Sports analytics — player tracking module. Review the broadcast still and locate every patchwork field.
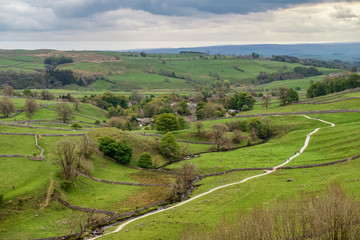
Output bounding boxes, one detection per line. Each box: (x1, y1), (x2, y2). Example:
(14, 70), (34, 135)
(0, 50), (359, 240)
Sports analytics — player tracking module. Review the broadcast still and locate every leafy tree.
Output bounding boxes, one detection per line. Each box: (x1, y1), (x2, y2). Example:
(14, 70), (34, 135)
(227, 92), (255, 110)
(177, 100), (191, 115)
(44, 55), (73, 66)
(101, 92), (129, 110)
(348, 73), (360, 89)
(287, 88), (299, 103)
(155, 113), (179, 132)
(178, 116), (188, 130)
(159, 132), (181, 161)
(23, 89), (33, 97)
(143, 97), (171, 117)
(56, 103), (74, 122)
(196, 102), (225, 120)
(138, 152), (153, 169)
(247, 118), (274, 140)
(24, 97), (37, 119)
(112, 142), (132, 164)
(0, 98), (15, 117)
(98, 137), (117, 155)
(196, 101), (206, 119)
(306, 82), (327, 98)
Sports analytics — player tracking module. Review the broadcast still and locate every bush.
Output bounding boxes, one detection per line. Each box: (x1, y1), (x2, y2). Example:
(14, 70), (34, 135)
(241, 104), (250, 111)
(98, 136), (132, 164)
(71, 123), (82, 129)
(230, 111), (237, 116)
(138, 152), (153, 169)
(60, 180), (73, 191)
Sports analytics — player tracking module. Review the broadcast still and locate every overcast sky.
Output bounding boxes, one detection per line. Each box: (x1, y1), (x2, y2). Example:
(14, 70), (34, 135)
(0, 0), (359, 50)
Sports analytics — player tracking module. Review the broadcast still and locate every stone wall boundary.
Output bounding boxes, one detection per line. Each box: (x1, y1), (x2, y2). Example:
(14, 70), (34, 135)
(80, 172), (171, 187)
(0, 154), (24, 158)
(57, 197), (117, 216)
(199, 154), (360, 179)
(0, 122), (90, 131)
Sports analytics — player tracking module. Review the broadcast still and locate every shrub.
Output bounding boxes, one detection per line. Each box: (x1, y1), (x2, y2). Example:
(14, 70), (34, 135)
(138, 152), (153, 169)
(241, 104), (250, 111)
(71, 123), (82, 129)
(60, 180), (73, 191)
(230, 111), (237, 116)
(98, 136), (132, 164)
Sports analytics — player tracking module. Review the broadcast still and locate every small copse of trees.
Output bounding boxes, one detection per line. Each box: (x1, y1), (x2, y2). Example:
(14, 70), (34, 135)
(98, 136), (132, 164)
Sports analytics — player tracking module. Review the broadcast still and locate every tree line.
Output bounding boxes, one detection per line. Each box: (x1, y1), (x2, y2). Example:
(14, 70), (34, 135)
(271, 55), (357, 71)
(307, 73), (360, 98)
(255, 66), (322, 85)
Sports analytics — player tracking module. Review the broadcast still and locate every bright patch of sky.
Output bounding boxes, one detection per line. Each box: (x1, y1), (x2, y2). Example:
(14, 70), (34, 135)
(0, 0), (359, 50)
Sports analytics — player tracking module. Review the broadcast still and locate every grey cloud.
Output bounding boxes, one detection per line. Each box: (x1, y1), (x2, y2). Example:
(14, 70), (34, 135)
(332, 5), (358, 19)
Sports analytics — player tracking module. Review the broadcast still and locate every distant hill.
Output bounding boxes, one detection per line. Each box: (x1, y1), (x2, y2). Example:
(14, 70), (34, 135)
(141, 43), (360, 62)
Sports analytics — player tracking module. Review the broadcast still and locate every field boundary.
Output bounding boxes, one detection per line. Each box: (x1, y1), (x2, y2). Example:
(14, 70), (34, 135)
(200, 154), (360, 178)
(80, 172), (171, 187)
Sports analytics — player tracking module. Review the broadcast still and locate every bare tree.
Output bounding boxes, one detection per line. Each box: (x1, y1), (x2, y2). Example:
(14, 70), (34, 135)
(195, 122), (204, 137)
(56, 103), (74, 122)
(56, 140), (78, 181)
(278, 87), (289, 106)
(68, 210), (105, 239)
(73, 99), (80, 111)
(168, 162), (199, 201)
(210, 124), (231, 151)
(0, 98), (15, 117)
(3, 85), (13, 97)
(262, 94), (271, 109)
(24, 97), (37, 119)
(78, 135), (94, 160)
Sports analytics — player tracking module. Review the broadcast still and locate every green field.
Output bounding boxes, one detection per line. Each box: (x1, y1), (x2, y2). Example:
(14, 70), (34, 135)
(0, 49), (342, 91)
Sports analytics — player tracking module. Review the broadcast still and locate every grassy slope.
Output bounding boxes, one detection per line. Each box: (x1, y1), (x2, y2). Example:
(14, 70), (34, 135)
(103, 159), (360, 239)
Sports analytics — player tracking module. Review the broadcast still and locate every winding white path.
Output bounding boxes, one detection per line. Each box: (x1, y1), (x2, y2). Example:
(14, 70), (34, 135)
(91, 115), (335, 239)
